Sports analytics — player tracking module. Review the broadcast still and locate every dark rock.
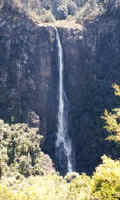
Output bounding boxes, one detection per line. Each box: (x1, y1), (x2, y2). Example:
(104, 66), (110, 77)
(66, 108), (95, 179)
(0, 3), (120, 175)
(27, 111), (40, 128)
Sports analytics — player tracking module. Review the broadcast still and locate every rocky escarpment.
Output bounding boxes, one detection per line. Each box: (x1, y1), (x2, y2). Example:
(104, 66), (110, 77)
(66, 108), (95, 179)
(0, 5), (58, 128)
(59, 14), (120, 173)
(0, 3), (120, 174)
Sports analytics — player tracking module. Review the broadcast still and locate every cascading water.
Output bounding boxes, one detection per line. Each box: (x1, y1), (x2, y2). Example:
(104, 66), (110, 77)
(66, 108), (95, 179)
(55, 29), (73, 173)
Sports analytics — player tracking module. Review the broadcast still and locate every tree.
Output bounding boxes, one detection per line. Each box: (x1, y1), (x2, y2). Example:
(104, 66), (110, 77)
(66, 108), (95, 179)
(102, 84), (120, 143)
(0, 120), (54, 178)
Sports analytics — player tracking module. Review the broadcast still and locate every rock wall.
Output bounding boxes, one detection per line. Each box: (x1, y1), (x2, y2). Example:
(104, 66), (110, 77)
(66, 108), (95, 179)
(59, 15), (120, 173)
(0, 5), (58, 137)
(0, 4), (120, 174)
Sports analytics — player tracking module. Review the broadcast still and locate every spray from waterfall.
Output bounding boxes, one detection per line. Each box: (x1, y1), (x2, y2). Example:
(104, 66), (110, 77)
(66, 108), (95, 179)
(55, 29), (73, 173)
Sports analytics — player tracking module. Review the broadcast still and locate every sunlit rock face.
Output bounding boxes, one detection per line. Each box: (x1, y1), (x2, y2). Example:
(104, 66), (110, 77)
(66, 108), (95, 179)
(0, 2), (120, 174)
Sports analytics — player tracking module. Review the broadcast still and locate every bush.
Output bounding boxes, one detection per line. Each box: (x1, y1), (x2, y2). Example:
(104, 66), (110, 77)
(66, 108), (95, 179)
(0, 120), (54, 179)
(0, 172), (92, 200)
(0, 175), (68, 200)
(67, 173), (92, 200)
(102, 84), (120, 143)
(1, 153), (120, 200)
(92, 155), (120, 200)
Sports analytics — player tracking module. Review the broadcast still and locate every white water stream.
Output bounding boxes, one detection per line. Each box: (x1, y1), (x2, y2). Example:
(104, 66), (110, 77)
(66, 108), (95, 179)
(56, 29), (73, 172)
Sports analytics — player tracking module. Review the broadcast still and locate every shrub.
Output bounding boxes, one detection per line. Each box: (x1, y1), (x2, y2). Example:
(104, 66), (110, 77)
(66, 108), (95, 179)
(102, 84), (120, 142)
(0, 120), (54, 179)
(0, 175), (68, 200)
(92, 155), (120, 200)
(68, 173), (92, 200)
(1, 152), (120, 200)
(89, 84), (120, 199)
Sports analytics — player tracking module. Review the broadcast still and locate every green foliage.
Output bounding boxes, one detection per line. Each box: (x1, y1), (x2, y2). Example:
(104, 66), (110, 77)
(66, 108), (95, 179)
(1, 81), (120, 200)
(0, 175), (68, 200)
(0, 172), (92, 200)
(113, 84), (120, 97)
(1, 153), (120, 200)
(92, 155), (120, 200)
(96, 84), (120, 199)
(0, 120), (54, 179)
(102, 84), (120, 143)
(67, 173), (92, 200)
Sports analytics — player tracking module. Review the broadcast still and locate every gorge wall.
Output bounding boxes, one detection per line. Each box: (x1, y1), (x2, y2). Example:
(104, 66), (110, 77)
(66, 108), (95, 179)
(0, 4), (120, 174)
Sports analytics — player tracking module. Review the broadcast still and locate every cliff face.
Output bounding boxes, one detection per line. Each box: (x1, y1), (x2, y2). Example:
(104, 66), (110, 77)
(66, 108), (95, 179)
(59, 15), (120, 173)
(0, 4), (120, 174)
(0, 5), (58, 135)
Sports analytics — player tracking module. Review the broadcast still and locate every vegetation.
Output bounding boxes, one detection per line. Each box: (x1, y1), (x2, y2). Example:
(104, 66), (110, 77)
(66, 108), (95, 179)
(1, 154), (120, 200)
(0, 120), (54, 179)
(29, 9), (56, 23)
(1, 102), (120, 200)
(0, 1), (120, 199)
(1, 0), (118, 25)
(92, 155), (120, 200)
(3, 0), (108, 23)
(103, 84), (120, 143)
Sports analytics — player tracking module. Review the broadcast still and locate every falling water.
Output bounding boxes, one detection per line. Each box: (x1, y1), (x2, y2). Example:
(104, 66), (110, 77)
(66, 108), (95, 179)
(55, 29), (73, 173)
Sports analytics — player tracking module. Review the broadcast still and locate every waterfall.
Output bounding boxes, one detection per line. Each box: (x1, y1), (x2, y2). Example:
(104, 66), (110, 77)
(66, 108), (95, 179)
(55, 29), (73, 173)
